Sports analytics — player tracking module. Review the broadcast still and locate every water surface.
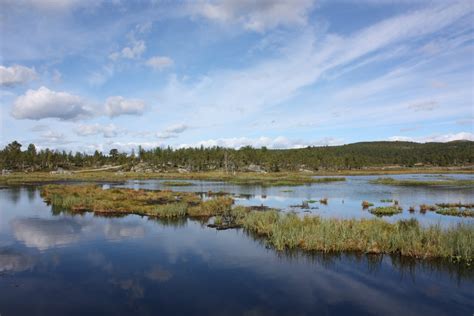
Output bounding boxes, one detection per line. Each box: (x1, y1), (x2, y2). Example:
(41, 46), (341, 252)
(0, 176), (473, 315)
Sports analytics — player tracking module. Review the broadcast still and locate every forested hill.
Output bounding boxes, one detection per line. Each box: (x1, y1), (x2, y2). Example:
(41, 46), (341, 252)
(1, 140), (473, 172)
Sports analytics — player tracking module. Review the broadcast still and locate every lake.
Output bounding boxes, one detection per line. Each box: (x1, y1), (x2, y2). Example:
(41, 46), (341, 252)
(0, 174), (473, 315)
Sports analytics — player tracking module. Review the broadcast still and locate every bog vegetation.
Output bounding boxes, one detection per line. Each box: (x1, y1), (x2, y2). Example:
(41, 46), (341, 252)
(41, 185), (474, 264)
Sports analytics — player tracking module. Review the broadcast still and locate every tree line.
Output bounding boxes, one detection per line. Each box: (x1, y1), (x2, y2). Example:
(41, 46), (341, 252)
(1, 140), (472, 172)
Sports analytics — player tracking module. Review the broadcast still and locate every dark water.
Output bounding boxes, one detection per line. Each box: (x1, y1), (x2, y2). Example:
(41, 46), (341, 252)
(0, 177), (473, 315)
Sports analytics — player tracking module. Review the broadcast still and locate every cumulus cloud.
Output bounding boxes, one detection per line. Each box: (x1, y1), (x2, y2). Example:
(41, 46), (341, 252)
(179, 136), (342, 149)
(189, 0), (316, 32)
(105, 96), (147, 117)
(109, 40), (146, 60)
(157, 123), (189, 139)
(75, 123), (123, 138)
(146, 56), (174, 70)
(0, 64), (37, 87)
(388, 132), (474, 143)
(11, 86), (93, 120)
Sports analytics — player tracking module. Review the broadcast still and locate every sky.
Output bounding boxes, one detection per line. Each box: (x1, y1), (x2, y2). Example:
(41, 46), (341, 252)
(0, 0), (473, 153)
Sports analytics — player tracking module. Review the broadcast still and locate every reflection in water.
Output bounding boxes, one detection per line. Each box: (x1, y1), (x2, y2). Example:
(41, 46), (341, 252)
(145, 265), (173, 282)
(0, 182), (472, 315)
(11, 216), (148, 250)
(104, 221), (146, 240)
(12, 217), (84, 250)
(0, 248), (36, 273)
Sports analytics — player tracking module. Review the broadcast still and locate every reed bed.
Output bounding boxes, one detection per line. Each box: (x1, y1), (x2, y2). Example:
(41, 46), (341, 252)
(240, 212), (473, 263)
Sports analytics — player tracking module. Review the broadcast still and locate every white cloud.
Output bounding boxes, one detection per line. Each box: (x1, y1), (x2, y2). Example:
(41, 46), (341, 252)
(157, 123), (189, 139)
(389, 132), (474, 143)
(161, 2), (473, 124)
(75, 123), (124, 138)
(11, 86), (93, 120)
(40, 130), (65, 142)
(189, 0), (316, 32)
(105, 96), (147, 117)
(146, 56), (174, 70)
(179, 136), (342, 149)
(0, 64), (37, 87)
(109, 40), (146, 60)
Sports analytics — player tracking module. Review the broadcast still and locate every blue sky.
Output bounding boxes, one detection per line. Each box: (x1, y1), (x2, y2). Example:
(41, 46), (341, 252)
(1, 0), (473, 152)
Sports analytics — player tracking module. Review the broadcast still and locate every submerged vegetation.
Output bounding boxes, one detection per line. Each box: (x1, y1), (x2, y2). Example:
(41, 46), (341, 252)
(372, 177), (474, 187)
(41, 185), (474, 264)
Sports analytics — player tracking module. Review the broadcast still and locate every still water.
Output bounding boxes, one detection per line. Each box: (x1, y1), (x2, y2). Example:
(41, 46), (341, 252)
(0, 175), (473, 315)
(113, 174), (474, 227)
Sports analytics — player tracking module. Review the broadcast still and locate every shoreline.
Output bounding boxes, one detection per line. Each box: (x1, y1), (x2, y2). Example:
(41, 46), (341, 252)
(1, 168), (473, 186)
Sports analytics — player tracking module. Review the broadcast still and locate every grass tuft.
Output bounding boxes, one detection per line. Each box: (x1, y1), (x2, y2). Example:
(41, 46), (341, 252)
(369, 206), (402, 216)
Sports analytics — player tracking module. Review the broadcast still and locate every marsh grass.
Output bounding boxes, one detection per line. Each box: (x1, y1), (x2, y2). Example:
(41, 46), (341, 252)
(372, 177), (474, 187)
(41, 184), (473, 263)
(435, 208), (474, 218)
(369, 206), (402, 216)
(187, 196), (233, 217)
(41, 185), (228, 219)
(240, 212), (473, 263)
(149, 203), (188, 218)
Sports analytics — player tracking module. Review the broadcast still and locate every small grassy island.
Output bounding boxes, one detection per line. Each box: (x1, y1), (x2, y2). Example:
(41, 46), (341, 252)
(372, 177), (474, 187)
(41, 185), (473, 264)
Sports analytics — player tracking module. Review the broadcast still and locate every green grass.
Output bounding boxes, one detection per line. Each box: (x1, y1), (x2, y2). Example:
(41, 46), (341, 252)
(148, 203), (188, 218)
(372, 177), (474, 187)
(369, 206), (402, 216)
(380, 199), (393, 203)
(435, 208), (474, 218)
(239, 212), (473, 263)
(41, 185), (227, 218)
